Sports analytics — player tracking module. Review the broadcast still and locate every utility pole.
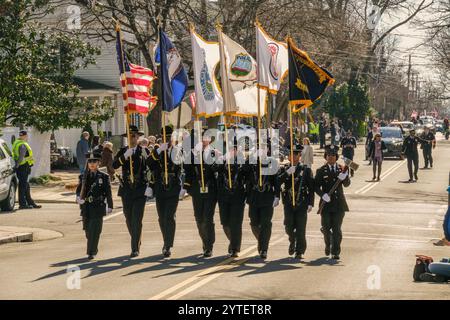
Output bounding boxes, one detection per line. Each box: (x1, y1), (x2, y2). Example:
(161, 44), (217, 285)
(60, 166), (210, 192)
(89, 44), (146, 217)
(405, 54), (411, 120)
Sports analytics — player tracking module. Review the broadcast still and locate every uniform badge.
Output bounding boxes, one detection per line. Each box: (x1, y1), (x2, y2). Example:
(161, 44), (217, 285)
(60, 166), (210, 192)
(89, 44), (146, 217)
(98, 178), (103, 185)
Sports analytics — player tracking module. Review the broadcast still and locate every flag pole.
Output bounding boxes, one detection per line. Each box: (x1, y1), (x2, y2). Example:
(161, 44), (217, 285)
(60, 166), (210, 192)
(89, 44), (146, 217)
(190, 24), (205, 192)
(116, 21), (134, 184)
(158, 20), (169, 185)
(255, 20), (263, 188)
(287, 37), (295, 206)
(216, 22), (232, 190)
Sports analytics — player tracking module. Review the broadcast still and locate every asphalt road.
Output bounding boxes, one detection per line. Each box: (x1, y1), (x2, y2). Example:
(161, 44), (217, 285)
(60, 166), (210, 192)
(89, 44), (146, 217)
(1, 134), (449, 300)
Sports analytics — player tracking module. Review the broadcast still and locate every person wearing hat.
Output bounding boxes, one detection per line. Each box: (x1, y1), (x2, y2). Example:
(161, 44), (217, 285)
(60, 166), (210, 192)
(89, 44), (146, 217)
(314, 145), (351, 260)
(340, 130), (357, 177)
(12, 130), (41, 209)
(147, 125), (184, 258)
(184, 128), (219, 257)
(113, 125), (149, 258)
(76, 151), (113, 260)
(401, 128), (420, 182)
(215, 134), (250, 258)
(279, 143), (315, 260)
(246, 146), (281, 260)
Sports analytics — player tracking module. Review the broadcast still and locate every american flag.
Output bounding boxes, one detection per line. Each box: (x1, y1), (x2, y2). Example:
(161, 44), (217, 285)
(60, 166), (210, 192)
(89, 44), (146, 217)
(116, 25), (157, 114)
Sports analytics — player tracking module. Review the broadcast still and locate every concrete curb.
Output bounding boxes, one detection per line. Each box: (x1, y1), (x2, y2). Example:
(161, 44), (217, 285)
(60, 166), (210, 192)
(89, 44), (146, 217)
(0, 232), (33, 245)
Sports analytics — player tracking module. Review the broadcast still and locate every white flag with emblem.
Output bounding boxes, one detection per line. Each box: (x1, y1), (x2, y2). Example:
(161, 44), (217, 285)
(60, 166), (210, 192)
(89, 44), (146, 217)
(191, 29), (223, 117)
(218, 28), (267, 116)
(256, 22), (289, 93)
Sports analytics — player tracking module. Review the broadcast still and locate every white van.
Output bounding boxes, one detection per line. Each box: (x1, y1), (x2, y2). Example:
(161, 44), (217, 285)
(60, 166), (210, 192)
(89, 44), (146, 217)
(0, 138), (18, 211)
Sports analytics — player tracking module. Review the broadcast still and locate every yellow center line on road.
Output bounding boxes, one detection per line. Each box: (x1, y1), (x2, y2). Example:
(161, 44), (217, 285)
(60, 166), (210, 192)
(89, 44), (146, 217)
(149, 235), (287, 300)
(354, 160), (406, 195)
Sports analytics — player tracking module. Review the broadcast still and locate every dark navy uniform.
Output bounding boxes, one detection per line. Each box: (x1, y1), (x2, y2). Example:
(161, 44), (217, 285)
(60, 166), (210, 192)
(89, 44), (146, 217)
(112, 126), (148, 257)
(315, 145), (350, 258)
(246, 156), (280, 259)
(215, 149), (250, 257)
(340, 133), (357, 176)
(279, 158), (315, 258)
(402, 132), (420, 181)
(419, 131), (436, 169)
(148, 126), (183, 257)
(76, 152), (113, 259)
(184, 143), (218, 257)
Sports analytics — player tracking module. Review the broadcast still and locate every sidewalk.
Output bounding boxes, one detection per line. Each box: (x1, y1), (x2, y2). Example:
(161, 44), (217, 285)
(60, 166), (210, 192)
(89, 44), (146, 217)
(30, 184), (122, 204)
(0, 226), (63, 245)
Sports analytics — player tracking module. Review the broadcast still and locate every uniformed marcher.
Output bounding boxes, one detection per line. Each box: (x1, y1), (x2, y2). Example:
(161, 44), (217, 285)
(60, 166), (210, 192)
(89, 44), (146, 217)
(340, 130), (357, 177)
(402, 129), (420, 182)
(279, 144), (315, 260)
(315, 145), (351, 260)
(184, 131), (218, 257)
(76, 151), (113, 260)
(12, 130), (41, 210)
(148, 126), (184, 258)
(215, 136), (250, 258)
(246, 146), (280, 259)
(419, 126), (436, 169)
(113, 125), (150, 258)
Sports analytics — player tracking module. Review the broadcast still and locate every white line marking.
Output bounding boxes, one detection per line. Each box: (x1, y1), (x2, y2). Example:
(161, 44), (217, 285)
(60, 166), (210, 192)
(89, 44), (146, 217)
(166, 236), (287, 300)
(354, 160), (406, 194)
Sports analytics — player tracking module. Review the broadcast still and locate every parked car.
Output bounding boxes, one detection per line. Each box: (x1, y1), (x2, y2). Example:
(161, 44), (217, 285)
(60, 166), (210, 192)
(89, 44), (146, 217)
(50, 146), (74, 169)
(435, 120), (444, 133)
(389, 121), (414, 136)
(379, 127), (404, 159)
(0, 138), (18, 211)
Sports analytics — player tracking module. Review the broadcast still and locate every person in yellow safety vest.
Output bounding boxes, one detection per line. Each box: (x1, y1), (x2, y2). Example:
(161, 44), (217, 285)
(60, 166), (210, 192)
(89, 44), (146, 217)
(309, 122), (319, 144)
(12, 130), (41, 210)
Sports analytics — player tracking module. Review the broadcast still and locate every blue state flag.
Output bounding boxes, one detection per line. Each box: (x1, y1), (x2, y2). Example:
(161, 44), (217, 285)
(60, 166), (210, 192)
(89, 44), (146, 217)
(155, 29), (188, 112)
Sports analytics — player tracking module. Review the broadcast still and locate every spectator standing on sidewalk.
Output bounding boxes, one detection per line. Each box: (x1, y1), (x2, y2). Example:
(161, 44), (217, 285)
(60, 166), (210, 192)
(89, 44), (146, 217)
(301, 137), (314, 168)
(76, 131), (90, 173)
(12, 130), (41, 210)
(101, 142), (115, 182)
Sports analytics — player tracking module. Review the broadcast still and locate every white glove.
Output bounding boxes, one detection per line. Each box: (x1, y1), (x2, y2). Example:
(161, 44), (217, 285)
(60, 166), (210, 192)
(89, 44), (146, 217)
(124, 147), (134, 159)
(144, 187), (153, 198)
(307, 205), (313, 213)
(338, 171), (349, 181)
(194, 142), (203, 153)
(157, 143), (168, 155)
(286, 166), (296, 175)
(106, 208), (113, 214)
(76, 196), (85, 205)
(179, 189), (187, 199)
(272, 197), (280, 208)
(322, 193), (331, 203)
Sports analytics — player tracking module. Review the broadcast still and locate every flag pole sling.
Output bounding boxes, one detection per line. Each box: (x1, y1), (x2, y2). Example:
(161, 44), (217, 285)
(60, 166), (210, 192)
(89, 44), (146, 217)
(196, 116), (205, 192)
(224, 115), (232, 189)
(117, 23), (134, 183)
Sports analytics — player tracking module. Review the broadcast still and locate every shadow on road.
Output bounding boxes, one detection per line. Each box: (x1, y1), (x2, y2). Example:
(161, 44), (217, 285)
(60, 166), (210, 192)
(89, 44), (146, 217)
(123, 254), (226, 278)
(32, 254), (177, 282)
(304, 257), (343, 267)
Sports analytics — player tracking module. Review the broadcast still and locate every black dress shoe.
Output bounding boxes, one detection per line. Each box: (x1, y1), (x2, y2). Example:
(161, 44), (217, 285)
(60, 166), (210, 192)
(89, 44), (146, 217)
(331, 255), (340, 260)
(19, 205), (33, 210)
(162, 247), (171, 258)
(31, 204), (42, 209)
(230, 250), (238, 258)
(325, 247), (331, 256)
(288, 242), (295, 256)
(294, 253), (303, 260)
(130, 251), (139, 258)
(260, 250), (267, 259)
(414, 174), (419, 180)
(87, 255), (95, 260)
(203, 250), (212, 258)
